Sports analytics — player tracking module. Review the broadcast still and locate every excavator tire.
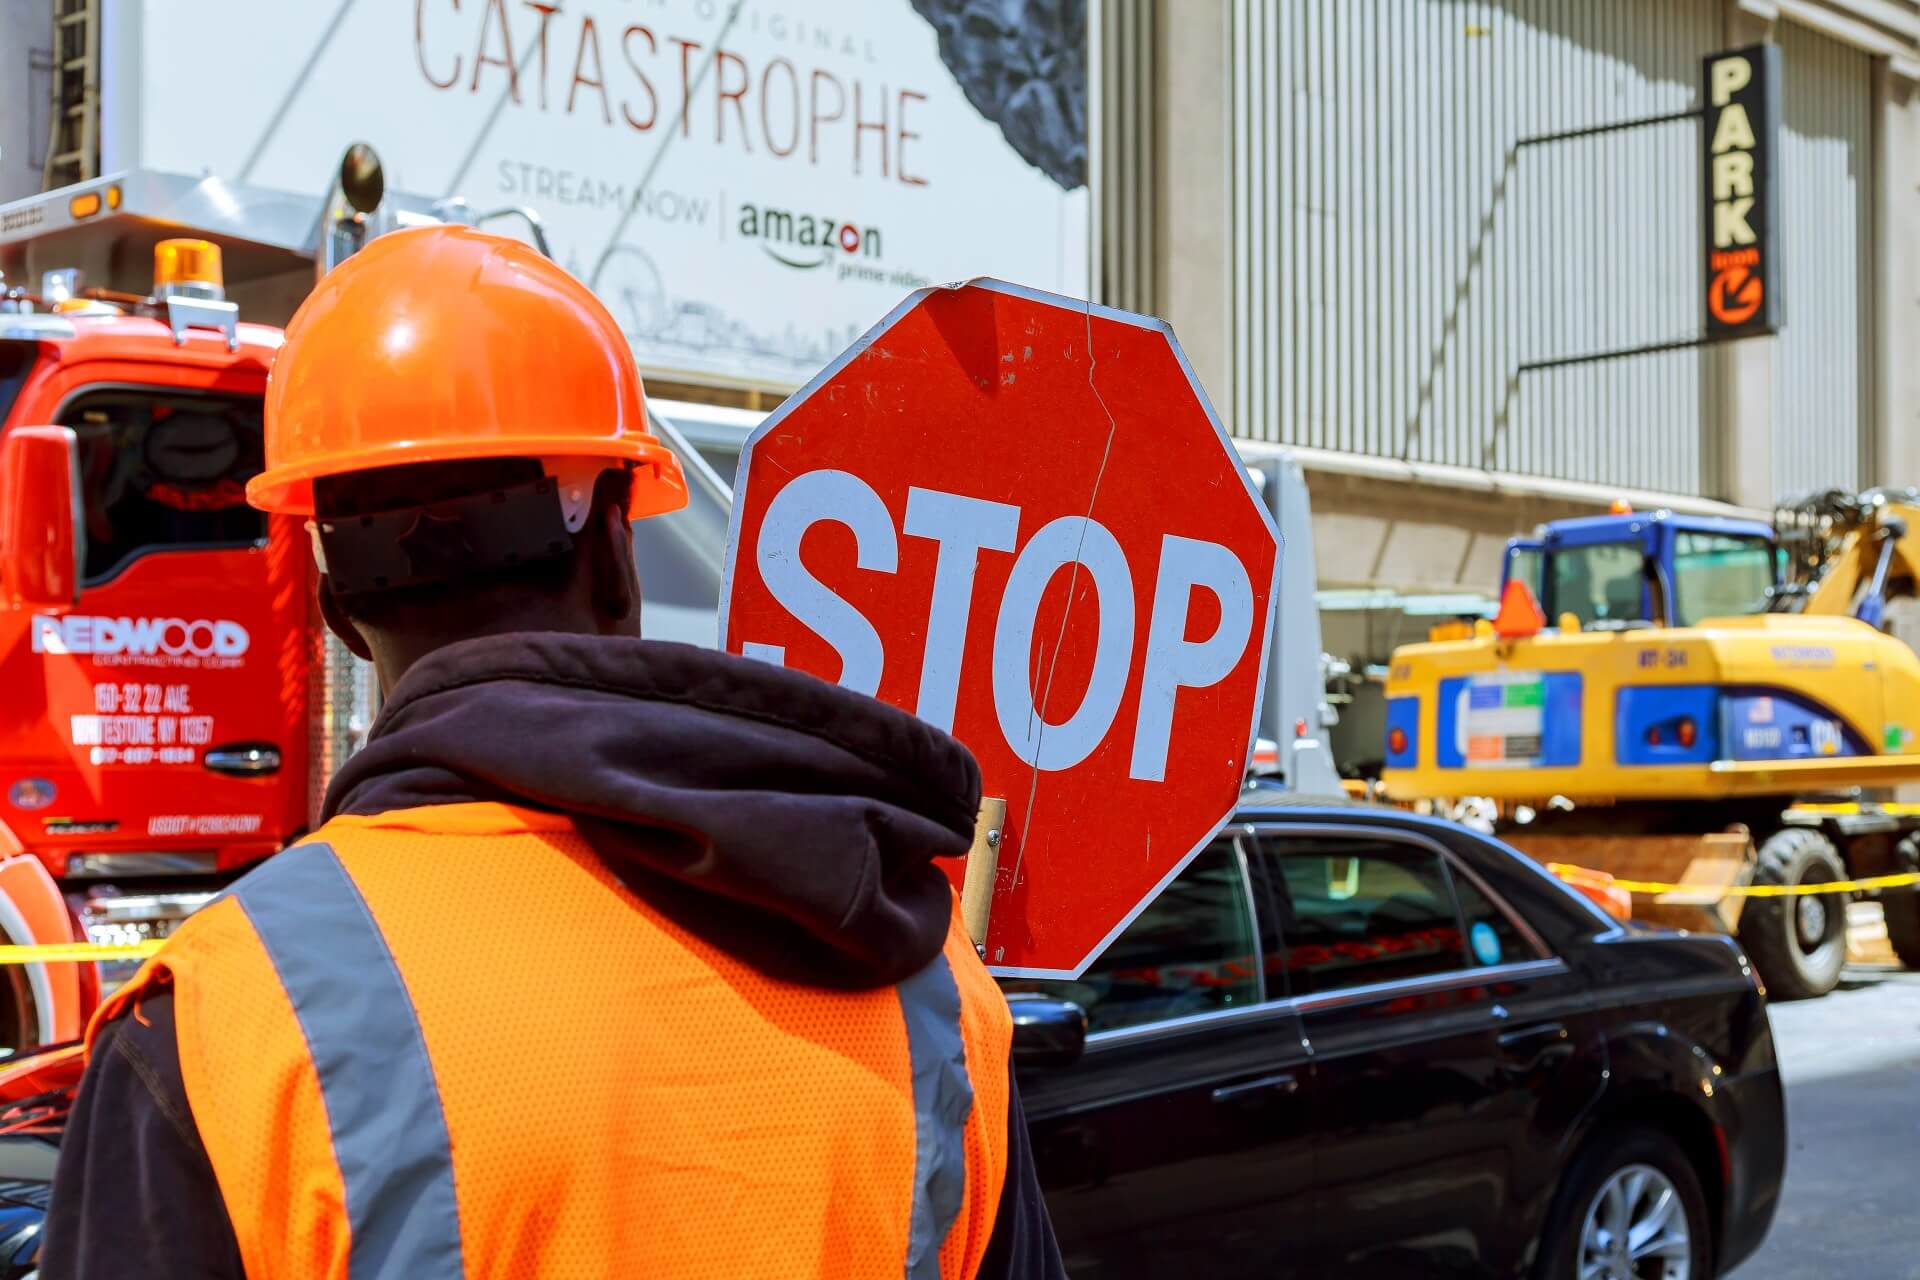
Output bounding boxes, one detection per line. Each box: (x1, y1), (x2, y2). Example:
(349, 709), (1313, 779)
(1739, 828), (1847, 1000)
(1883, 834), (1920, 970)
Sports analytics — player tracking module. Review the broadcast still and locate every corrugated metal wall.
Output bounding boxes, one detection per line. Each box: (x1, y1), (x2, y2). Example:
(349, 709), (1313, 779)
(1772, 19), (1875, 496)
(1092, 0), (1158, 317)
(1227, 1), (1875, 501)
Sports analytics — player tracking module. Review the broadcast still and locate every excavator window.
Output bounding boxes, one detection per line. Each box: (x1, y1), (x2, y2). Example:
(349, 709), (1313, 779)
(1672, 532), (1776, 625)
(1505, 546), (1543, 600)
(1547, 541), (1646, 628)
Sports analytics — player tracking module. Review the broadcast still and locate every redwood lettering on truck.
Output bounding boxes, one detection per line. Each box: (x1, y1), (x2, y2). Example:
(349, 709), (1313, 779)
(31, 616), (250, 662)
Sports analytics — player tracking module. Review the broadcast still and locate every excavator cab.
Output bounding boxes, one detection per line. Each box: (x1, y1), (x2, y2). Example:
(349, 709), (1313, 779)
(1501, 510), (1779, 631)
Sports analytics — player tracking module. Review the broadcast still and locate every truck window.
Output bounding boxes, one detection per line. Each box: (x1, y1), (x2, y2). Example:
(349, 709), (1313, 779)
(62, 389), (267, 584)
(1547, 542), (1645, 627)
(0, 341), (35, 424)
(1673, 532), (1775, 625)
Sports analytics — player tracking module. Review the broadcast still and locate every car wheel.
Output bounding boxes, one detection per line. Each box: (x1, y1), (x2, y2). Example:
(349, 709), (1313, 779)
(1738, 827), (1846, 1000)
(1535, 1127), (1712, 1280)
(1883, 834), (1920, 970)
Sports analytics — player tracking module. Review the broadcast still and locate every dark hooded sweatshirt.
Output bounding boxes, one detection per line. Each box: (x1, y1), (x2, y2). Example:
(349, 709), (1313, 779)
(40, 635), (1065, 1278)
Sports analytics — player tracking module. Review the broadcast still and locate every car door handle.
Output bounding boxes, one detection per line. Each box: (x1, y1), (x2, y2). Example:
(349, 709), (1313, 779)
(1211, 1072), (1300, 1107)
(1497, 1022), (1569, 1053)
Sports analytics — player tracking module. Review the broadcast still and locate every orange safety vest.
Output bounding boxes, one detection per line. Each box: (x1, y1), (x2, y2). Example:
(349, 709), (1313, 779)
(88, 802), (1013, 1279)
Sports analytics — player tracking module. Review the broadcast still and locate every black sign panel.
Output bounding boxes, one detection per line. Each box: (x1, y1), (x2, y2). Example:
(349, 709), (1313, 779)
(1702, 44), (1780, 337)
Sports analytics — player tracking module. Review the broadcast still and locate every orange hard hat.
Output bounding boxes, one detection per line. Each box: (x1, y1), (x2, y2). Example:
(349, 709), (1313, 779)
(248, 225), (686, 521)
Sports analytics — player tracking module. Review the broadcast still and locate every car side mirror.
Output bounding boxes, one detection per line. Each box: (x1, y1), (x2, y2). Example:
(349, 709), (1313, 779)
(0, 426), (84, 610)
(1007, 992), (1086, 1070)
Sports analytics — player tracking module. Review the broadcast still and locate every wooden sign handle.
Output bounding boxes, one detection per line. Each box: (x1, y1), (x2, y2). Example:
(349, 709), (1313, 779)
(961, 797), (1008, 952)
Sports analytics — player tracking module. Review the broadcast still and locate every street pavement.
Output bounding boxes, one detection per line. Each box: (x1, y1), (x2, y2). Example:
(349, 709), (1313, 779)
(1734, 963), (1920, 1278)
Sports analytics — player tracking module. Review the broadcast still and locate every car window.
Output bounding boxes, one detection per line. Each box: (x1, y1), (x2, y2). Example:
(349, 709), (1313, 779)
(63, 389), (267, 584)
(1258, 836), (1472, 997)
(1450, 868), (1540, 969)
(1002, 841), (1260, 1034)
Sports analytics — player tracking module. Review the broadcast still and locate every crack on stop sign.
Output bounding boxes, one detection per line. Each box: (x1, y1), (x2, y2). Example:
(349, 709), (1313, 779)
(1010, 297), (1122, 899)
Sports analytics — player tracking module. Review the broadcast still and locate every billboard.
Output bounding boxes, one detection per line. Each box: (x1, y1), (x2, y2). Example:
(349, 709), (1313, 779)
(105, 0), (1090, 387)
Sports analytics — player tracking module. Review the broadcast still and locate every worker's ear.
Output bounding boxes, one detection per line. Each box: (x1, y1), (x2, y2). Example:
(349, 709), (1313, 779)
(590, 499), (639, 633)
(316, 575), (375, 660)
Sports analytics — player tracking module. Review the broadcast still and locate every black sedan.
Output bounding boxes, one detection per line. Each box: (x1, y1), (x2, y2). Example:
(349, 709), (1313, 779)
(1002, 795), (1785, 1279)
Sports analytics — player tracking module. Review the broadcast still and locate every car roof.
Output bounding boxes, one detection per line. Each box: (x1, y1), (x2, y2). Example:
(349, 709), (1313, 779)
(1235, 787), (1407, 820)
(1233, 794), (1468, 843)
(1233, 790), (1472, 839)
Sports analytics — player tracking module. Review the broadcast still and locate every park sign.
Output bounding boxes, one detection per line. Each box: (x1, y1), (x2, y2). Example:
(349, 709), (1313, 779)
(1702, 44), (1780, 338)
(721, 280), (1280, 977)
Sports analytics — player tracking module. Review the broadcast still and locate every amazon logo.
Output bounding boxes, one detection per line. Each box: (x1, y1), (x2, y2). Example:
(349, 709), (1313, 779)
(736, 203), (882, 270)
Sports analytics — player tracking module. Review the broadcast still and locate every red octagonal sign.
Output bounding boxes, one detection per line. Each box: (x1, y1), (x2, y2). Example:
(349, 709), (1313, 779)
(722, 280), (1279, 976)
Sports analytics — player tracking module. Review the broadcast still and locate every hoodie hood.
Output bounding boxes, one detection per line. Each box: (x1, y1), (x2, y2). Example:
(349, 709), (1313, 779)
(323, 633), (982, 987)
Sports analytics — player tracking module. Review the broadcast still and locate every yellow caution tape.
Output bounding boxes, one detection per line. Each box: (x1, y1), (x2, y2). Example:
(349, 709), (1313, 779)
(0, 941), (164, 965)
(1546, 864), (1920, 898)
(1788, 802), (1920, 818)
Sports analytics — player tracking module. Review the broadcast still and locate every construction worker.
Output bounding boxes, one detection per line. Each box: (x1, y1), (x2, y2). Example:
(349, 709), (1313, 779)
(41, 226), (1064, 1279)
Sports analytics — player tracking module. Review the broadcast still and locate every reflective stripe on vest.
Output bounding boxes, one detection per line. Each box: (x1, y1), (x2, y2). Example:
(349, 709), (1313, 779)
(232, 843), (465, 1280)
(899, 951), (975, 1279)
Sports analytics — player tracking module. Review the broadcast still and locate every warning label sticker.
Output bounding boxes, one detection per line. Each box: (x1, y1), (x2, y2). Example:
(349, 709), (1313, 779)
(1461, 673), (1546, 768)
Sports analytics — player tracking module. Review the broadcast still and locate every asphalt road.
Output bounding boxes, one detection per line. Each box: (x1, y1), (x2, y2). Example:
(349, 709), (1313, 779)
(1734, 963), (1920, 1278)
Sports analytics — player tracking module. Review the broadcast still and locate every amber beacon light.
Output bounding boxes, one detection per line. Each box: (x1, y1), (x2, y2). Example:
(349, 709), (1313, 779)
(153, 239), (225, 299)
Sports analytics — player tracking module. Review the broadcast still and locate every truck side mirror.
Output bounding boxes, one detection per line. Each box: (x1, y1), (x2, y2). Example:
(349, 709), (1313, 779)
(338, 142), (385, 215)
(1006, 992), (1087, 1070)
(0, 426), (84, 610)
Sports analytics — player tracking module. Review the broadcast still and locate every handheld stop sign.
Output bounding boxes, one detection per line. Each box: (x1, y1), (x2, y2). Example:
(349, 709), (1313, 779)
(721, 280), (1280, 977)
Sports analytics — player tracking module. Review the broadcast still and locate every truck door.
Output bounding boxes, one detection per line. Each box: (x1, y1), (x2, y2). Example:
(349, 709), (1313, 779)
(0, 360), (308, 873)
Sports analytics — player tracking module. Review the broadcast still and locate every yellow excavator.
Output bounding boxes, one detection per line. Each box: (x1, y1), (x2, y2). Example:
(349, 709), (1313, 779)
(1381, 488), (1920, 998)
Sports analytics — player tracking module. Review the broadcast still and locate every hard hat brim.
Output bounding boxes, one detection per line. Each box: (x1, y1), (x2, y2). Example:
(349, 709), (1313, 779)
(246, 436), (689, 521)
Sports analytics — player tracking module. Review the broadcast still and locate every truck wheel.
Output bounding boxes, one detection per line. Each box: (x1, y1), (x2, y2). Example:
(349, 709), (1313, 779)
(1533, 1125), (1712, 1280)
(1739, 828), (1847, 1000)
(1883, 834), (1920, 970)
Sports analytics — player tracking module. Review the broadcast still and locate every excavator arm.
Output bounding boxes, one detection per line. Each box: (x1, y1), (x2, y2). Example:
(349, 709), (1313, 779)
(1781, 492), (1920, 623)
